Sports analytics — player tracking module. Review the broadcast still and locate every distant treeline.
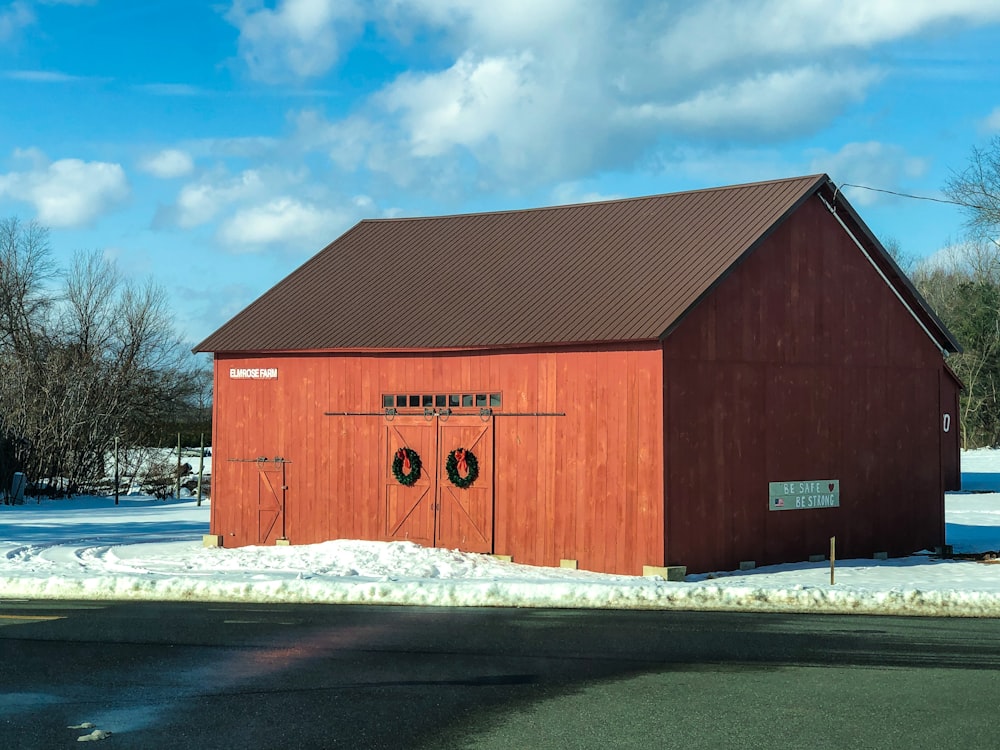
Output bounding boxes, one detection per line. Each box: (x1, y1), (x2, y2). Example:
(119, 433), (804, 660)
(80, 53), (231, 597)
(910, 242), (1000, 449)
(0, 217), (211, 497)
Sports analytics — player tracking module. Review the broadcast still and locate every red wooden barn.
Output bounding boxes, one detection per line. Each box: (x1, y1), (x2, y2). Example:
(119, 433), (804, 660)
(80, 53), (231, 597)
(195, 174), (961, 575)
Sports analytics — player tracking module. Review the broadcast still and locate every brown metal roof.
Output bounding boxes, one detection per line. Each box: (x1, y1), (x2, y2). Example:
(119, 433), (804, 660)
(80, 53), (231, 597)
(195, 174), (952, 353)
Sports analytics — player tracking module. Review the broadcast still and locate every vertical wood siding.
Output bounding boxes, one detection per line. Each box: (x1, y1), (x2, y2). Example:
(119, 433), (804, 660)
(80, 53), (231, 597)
(663, 195), (949, 572)
(211, 192), (952, 575)
(211, 343), (664, 575)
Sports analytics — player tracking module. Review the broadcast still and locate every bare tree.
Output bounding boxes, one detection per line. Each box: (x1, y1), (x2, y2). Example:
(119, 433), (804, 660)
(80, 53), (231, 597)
(54, 253), (201, 491)
(882, 236), (914, 275)
(0, 217), (55, 356)
(945, 135), (1000, 246)
(0, 218), (58, 496)
(0, 221), (204, 497)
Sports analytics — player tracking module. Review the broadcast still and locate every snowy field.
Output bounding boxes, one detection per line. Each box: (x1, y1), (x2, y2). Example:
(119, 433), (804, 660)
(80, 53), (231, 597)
(3, 451), (1000, 617)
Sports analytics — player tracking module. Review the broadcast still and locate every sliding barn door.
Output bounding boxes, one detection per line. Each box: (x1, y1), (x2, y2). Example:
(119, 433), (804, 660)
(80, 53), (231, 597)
(382, 414), (493, 552)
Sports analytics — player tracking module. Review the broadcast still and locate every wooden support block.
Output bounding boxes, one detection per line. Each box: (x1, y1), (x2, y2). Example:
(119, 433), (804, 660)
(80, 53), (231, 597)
(808, 554), (826, 563)
(739, 560), (756, 571)
(642, 565), (687, 581)
(873, 551), (888, 560)
(492, 554), (513, 563)
(560, 559), (578, 570)
(202, 534), (223, 548)
(275, 538), (291, 546)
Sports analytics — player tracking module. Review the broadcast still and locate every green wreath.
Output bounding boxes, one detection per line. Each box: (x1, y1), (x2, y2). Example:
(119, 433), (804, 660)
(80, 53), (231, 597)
(445, 448), (479, 489)
(392, 447), (422, 486)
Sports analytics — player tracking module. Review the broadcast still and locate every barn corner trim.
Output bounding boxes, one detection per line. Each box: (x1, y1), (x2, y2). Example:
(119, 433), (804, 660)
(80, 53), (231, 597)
(816, 178), (961, 356)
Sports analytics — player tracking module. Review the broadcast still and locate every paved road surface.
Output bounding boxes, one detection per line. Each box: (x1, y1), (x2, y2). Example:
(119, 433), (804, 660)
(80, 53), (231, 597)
(1, 600), (998, 748)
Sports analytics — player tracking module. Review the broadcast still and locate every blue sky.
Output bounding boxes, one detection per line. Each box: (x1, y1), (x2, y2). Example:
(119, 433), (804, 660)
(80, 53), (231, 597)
(2, 0), (1000, 346)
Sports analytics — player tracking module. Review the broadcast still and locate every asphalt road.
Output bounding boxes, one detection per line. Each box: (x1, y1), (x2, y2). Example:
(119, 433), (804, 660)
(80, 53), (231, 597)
(1, 600), (998, 749)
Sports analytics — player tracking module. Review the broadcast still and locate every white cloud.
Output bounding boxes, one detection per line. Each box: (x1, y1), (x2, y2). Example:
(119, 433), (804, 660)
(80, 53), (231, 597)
(382, 52), (538, 159)
(184, 136), (281, 161)
(157, 165), (357, 251)
(139, 149), (195, 179)
(1, 0), (101, 44)
(657, 0), (1000, 73)
(173, 170), (266, 228)
(625, 67), (879, 141)
(549, 183), (624, 207)
(225, 0), (363, 82)
(0, 152), (129, 227)
(334, 57), (874, 191)
(380, 0), (584, 50)
(3, 69), (86, 82)
(234, 1), (1000, 197)
(808, 142), (929, 205)
(0, 1), (33, 42)
(217, 196), (353, 250)
(292, 110), (372, 171)
(279, 4), (891, 192)
(982, 107), (1000, 133)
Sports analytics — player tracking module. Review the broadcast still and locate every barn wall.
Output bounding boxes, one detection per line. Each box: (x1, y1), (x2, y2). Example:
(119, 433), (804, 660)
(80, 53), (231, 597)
(663, 194), (948, 573)
(211, 343), (664, 575)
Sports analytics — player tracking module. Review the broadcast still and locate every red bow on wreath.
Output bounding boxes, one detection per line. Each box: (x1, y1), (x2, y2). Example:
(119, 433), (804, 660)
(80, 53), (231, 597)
(396, 447), (411, 474)
(454, 448), (468, 476)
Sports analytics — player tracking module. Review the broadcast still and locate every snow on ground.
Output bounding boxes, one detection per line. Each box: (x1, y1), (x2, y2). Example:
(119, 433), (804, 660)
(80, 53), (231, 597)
(3, 451), (1000, 617)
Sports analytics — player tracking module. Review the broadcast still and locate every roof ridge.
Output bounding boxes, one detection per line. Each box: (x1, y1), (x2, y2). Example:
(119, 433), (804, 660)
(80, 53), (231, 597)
(359, 174), (830, 224)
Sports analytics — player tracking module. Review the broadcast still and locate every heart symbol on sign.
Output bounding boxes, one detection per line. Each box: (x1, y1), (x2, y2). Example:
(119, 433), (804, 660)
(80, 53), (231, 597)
(828, 483), (835, 492)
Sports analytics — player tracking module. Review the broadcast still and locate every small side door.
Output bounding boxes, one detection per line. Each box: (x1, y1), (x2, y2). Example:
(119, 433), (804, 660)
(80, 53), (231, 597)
(941, 366), (961, 491)
(257, 462), (286, 544)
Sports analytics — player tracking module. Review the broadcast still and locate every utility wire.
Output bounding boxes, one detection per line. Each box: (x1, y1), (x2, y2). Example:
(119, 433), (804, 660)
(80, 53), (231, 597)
(839, 183), (986, 210)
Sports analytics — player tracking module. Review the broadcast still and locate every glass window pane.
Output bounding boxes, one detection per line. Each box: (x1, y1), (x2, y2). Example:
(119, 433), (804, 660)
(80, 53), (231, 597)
(475, 394), (487, 406)
(435, 395), (446, 407)
(449, 395), (460, 407)
(490, 393), (502, 407)
(396, 395), (407, 407)
(383, 395), (394, 408)
(462, 394), (473, 407)
(422, 395), (433, 407)
(409, 395), (420, 407)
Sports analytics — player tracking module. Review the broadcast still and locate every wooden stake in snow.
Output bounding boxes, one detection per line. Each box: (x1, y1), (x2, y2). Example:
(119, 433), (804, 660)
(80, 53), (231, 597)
(830, 536), (836, 585)
(197, 432), (205, 507)
(114, 436), (119, 506)
(175, 432), (182, 500)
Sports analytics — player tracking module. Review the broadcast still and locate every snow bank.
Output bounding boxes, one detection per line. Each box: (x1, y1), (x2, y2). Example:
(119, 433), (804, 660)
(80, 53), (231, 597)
(3, 449), (1000, 616)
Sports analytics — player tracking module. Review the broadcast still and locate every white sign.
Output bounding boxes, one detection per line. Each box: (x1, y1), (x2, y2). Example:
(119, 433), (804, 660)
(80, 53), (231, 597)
(768, 480), (840, 511)
(229, 367), (278, 380)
